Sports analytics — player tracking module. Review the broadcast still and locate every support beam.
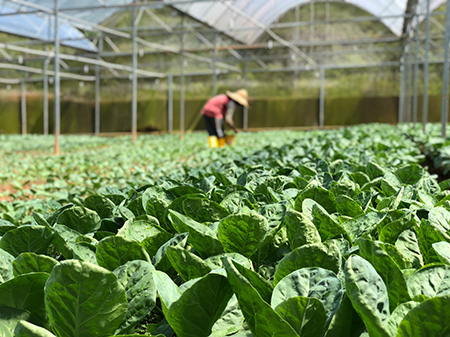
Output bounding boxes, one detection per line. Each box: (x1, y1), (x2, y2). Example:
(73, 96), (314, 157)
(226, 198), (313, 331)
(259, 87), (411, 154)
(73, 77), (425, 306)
(43, 58), (49, 135)
(243, 54), (249, 131)
(319, 67), (325, 128)
(21, 79), (26, 135)
(54, 0), (60, 155)
(412, 3), (421, 126)
(168, 75), (173, 133)
(131, 5), (138, 142)
(441, 0), (450, 137)
(95, 37), (103, 136)
(423, 0), (431, 132)
(179, 15), (185, 140)
(399, 58), (406, 123)
(212, 34), (218, 97)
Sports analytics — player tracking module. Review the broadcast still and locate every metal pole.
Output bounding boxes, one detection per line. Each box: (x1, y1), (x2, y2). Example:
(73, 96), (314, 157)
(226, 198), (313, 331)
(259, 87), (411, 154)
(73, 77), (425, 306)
(440, 0), (450, 137)
(399, 59), (406, 123)
(179, 15), (185, 139)
(21, 79), (26, 135)
(131, 5), (138, 142)
(94, 36), (103, 136)
(212, 34), (217, 97)
(43, 59), (49, 135)
(319, 67), (325, 128)
(54, 0), (60, 154)
(310, 0), (314, 55)
(423, 0), (431, 132)
(325, 0), (329, 41)
(243, 54), (248, 131)
(405, 46), (413, 122)
(168, 74), (173, 133)
(412, 5), (420, 126)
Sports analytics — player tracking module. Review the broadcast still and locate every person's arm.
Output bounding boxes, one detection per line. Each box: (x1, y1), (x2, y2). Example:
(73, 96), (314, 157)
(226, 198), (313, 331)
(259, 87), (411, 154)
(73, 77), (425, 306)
(225, 100), (238, 133)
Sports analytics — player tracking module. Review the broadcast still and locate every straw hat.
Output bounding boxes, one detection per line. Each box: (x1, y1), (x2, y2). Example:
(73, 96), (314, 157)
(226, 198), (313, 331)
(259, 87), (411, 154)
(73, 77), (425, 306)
(226, 89), (249, 108)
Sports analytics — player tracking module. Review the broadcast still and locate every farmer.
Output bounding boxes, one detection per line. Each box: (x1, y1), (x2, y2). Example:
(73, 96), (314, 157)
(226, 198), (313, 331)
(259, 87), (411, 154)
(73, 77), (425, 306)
(201, 89), (249, 148)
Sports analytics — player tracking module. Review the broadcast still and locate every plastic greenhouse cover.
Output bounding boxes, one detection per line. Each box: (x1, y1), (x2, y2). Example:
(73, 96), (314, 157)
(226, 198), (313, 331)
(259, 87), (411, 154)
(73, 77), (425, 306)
(167, 0), (446, 44)
(0, 0), (133, 52)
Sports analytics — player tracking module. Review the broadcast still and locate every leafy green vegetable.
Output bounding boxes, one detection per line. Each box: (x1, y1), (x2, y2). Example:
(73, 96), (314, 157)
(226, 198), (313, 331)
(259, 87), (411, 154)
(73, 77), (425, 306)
(45, 260), (127, 337)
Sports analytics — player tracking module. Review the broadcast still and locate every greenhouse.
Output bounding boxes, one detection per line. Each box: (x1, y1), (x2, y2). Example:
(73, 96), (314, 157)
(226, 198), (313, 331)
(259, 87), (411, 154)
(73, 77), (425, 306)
(1, 1), (450, 337)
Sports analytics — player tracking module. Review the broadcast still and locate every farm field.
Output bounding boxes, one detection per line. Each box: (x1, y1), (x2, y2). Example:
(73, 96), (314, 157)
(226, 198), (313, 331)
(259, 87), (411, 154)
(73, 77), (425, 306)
(1, 124), (450, 337)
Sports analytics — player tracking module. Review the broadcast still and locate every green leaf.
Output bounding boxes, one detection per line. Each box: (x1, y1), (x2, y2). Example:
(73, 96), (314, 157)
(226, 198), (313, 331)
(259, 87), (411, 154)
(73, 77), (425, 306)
(0, 248), (14, 283)
(12, 253), (57, 276)
(432, 241), (450, 264)
(165, 273), (233, 337)
(153, 270), (182, 313)
(295, 186), (336, 214)
(0, 225), (53, 257)
(223, 257), (300, 337)
(428, 207), (450, 232)
(45, 260), (127, 337)
(182, 196), (230, 223)
(274, 242), (341, 285)
(218, 213), (268, 258)
(344, 256), (391, 337)
(324, 294), (365, 337)
(394, 164), (423, 185)
(153, 233), (188, 273)
(14, 320), (56, 337)
(407, 265), (450, 300)
(302, 199), (349, 241)
(96, 236), (150, 271)
(210, 295), (244, 337)
(168, 210), (224, 258)
(416, 220), (450, 264)
(358, 239), (410, 311)
(221, 191), (255, 214)
(274, 297), (326, 337)
(140, 230), (173, 258)
(385, 302), (419, 337)
(84, 195), (116, 219)
(57, 206), (101, 234)
(117, 217), (161, 243)
(204, 253), (252, 270)
(283, 210), (321, 250)
(230, 260), (273, 303)
(142, 186), (173, 223)
(396, 295), (450, 336)
(0, 219), (16, 235)
(336, 195), (364, 218)
(342, 212), (386, 242)
(395, 229), (423, 269)
(52, 225), (97, 263)
(271, 267), (342, 327)
(0, 307), (31, 337)
(379, 212), (417, 244)
(166, 246), (212, 281)
(113, 260), (156, 334)
(0, 273), (49, 325)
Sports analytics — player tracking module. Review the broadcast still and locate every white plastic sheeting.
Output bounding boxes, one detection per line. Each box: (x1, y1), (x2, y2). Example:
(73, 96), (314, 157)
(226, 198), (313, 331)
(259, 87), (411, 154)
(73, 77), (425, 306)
(0, 0), (133, 51)
(169, 0), (447, 44)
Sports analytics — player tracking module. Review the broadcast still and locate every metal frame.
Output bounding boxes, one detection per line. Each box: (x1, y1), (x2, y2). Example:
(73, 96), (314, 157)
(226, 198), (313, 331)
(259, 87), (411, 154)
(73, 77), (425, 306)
(0, 0), (448, 149)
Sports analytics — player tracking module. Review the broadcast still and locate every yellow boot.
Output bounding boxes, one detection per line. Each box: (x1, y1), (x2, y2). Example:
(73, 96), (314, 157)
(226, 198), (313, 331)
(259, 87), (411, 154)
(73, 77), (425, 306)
(218, 137), (226, 148)
(208, 136), (219, 148)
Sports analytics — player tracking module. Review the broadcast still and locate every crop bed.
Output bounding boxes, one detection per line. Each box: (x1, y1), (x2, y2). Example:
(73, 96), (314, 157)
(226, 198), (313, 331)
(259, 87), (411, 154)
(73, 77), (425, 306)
(1, 124), (450, 337)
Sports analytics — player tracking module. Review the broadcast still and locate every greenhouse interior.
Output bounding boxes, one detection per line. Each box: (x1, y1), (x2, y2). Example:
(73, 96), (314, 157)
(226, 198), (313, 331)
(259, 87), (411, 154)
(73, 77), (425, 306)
(2, 1), (450, 337)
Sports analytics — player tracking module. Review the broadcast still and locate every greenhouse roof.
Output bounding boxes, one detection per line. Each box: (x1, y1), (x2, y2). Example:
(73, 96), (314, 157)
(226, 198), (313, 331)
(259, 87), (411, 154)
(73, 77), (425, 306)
(170, 0), (446, 44)
(0, 0), (446, 51)
(0, 0), (134, 52)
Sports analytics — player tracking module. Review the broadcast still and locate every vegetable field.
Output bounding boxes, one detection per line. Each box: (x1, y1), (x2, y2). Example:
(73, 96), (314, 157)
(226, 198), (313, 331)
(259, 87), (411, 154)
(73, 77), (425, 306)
(1, 124), (450, 337)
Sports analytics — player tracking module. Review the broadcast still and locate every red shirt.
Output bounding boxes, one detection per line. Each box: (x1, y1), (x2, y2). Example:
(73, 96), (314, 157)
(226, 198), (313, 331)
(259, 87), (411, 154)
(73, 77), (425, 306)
(201, 94), (230, 119)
